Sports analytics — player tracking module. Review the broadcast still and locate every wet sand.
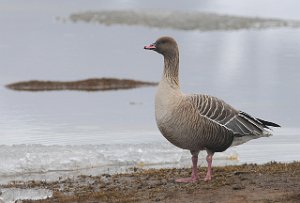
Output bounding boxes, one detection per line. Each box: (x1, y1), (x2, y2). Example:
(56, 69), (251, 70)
(4, 162), (300, 203)
(6, 78), (158, 91)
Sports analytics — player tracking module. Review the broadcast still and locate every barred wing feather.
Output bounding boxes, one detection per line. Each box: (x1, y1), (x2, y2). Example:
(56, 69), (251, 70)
(188, 94), (270, 137)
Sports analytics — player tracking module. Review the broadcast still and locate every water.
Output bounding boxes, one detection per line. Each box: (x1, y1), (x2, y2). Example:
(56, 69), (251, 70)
(0, 0), (300, 188)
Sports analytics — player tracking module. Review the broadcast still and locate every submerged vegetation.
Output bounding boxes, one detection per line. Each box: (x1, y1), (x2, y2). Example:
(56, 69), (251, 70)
(6, 78), (158, 91)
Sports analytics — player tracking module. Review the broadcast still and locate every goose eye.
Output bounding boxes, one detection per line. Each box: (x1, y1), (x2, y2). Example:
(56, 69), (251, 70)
(157, 40), (166, 45)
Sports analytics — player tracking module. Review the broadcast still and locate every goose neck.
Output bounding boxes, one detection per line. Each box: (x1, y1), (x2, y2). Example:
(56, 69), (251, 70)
(163, 54), (180, 88)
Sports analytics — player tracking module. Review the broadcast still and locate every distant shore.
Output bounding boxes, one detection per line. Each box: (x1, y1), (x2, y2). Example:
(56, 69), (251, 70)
(3, 162), (299, 203)
(6, 78), (158, 91)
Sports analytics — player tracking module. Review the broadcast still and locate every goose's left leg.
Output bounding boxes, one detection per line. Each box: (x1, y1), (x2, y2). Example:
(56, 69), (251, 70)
(204, 150), (214, 181)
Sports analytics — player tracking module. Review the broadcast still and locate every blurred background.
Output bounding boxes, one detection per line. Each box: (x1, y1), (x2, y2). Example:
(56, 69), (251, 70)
(0, 0), (299, 183)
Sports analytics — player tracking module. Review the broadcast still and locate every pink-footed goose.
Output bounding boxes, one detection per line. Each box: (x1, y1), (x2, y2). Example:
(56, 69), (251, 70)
(144, 36), (280, 183)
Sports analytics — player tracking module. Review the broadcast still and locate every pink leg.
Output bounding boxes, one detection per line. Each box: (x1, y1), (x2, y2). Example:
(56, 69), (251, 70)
(176, 154), (199, 183)
(204, 152), (214, 181)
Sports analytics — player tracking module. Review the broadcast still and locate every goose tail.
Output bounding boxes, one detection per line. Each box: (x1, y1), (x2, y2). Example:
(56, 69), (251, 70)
(256, 118), (281, 128)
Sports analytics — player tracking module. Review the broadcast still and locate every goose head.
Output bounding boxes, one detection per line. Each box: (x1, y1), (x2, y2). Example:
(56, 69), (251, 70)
(144, 36), (178, 58)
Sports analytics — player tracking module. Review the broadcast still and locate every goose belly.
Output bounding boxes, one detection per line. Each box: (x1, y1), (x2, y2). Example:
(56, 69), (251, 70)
(156, 120), (202, 150)
(155, 105), (205, 150)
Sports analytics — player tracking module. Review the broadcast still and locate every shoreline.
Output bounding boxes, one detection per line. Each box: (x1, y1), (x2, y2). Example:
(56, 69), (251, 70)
(2, 162), (299, 203)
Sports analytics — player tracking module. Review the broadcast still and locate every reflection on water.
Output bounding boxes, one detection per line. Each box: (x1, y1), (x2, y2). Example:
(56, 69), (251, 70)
(0, 0), (299, 182)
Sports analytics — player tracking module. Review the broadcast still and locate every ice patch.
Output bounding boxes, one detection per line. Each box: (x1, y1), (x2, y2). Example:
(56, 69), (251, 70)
(68, 10), (300, 31)
(0, 129), (298, 184)
(0, 143), (238, 184)
(0, 188), (52, 203)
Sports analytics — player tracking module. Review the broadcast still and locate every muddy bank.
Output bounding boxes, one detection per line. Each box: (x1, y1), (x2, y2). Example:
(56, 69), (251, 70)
(6, 78), (158, 91)
(2, 162), (300, 203)
(69, 10), (300, 31)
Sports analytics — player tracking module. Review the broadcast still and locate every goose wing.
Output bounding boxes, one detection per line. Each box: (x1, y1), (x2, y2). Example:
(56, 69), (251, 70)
(187, 94), (270, 136)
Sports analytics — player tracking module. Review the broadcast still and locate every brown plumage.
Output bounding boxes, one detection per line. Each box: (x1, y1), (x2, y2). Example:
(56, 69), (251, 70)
(144, 36), (280, 182)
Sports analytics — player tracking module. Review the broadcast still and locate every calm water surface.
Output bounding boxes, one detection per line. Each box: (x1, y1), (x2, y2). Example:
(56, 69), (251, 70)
(0, 0), (300, 183)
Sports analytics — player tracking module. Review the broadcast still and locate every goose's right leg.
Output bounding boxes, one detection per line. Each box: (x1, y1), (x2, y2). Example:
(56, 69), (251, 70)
(176, 151), (199, 183)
